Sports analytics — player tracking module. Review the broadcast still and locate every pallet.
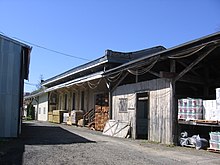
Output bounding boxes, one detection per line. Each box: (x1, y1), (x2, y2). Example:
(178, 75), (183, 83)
(207, 148), (220, 153)
(195, 120), (218, 125)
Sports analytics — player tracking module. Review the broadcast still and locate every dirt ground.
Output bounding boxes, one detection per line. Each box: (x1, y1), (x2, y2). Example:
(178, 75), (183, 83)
(0, 121), (220, 165)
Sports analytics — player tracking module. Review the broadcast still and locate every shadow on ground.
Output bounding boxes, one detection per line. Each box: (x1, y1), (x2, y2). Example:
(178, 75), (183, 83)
(0, 121), (95, 165)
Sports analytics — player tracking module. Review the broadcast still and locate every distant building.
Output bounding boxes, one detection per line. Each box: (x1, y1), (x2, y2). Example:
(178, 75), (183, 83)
(24, 89), (48, 121)
(0, 34), (31, 137)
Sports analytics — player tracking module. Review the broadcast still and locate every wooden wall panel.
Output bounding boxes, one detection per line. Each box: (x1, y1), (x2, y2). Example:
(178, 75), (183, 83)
(112, 78), (173, 144)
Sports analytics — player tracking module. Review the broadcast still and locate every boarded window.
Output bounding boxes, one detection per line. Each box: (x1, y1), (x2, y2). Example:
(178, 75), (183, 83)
(119, 98), (128, 112)
(43, 107), (46, 114)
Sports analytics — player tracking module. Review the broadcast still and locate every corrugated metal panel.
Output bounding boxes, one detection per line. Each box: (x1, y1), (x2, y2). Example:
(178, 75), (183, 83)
(0, 37), (22, 137)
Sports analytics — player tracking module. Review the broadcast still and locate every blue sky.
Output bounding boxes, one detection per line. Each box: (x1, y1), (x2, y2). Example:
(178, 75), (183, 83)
(0, 0), (219, 92)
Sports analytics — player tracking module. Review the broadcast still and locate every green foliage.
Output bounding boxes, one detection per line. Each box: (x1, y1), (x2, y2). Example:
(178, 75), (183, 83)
(27, 104), (35, 120)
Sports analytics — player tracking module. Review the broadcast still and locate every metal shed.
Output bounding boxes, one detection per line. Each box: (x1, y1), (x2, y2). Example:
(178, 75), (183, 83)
(0, 34), (31, 137)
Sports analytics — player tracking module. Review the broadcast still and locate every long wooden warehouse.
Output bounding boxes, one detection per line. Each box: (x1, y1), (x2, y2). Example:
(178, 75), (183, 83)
(104, 32), (220, 144)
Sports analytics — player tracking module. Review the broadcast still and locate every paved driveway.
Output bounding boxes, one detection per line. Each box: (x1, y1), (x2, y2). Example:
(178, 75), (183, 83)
(1, 121), (220, 165)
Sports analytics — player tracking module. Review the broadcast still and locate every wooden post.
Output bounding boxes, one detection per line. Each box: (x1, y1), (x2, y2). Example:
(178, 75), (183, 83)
(136, 70), (138, 83)
(109, 88), (112, 119)
(106, 81), (112, 119)
(170, 59), (177, 144)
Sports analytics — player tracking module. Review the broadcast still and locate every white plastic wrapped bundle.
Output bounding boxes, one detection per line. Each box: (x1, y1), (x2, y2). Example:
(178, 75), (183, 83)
(178, 98), (203, 120)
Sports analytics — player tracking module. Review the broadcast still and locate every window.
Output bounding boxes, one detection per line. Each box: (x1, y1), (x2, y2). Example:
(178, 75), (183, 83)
(118, 98), (128, 112)
(43, 107), (46, 114)
(72, 92), (76, 110)
(95, 93), (109, 106)
(39, 107), (41, 114)
(59, 95), (62, 109)
(81, 91), (84, 110)
(64, 94), (68, 110)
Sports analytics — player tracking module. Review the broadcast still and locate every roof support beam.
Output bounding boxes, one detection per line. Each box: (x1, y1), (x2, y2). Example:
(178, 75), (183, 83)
(174, 46), (216, 82)
(110, 72), (129, 93)
(177, 60), (201, 77)
(149, 71), (160, 77)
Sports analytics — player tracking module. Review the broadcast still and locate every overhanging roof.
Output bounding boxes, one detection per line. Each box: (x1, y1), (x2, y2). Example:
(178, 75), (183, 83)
(44, 71), (104, 92)
(42, 46), (165, 87)
(0, 34), (32, 80)
(104, 32), (220, 76)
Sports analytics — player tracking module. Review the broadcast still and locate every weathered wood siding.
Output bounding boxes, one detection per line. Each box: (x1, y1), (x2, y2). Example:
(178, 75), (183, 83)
(112, 78), (173, 144)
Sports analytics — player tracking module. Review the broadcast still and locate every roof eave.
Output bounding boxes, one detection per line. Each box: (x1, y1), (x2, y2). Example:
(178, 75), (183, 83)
(104, 32), (220, 76)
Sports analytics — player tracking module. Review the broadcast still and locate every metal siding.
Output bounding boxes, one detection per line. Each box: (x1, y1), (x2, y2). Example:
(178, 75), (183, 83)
(0, 38), (21, 137)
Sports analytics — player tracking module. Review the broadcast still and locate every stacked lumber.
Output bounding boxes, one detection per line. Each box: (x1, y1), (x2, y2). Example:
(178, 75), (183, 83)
(48, 112), (53, 122)
(52, 110), (67, 123)
(95, 105), (109, 131)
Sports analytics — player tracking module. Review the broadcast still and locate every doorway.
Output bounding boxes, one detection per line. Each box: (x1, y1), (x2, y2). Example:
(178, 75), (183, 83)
(136, 92), (149, 139)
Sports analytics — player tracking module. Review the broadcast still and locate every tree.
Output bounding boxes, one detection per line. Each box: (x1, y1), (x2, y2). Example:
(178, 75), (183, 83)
(36, 74), (44, 89)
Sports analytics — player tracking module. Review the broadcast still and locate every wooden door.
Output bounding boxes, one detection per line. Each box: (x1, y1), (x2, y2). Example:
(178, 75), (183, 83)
(136, 92), (149, 139)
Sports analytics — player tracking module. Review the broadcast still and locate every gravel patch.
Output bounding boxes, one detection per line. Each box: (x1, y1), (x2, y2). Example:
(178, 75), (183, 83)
(1, 121), (220, 165)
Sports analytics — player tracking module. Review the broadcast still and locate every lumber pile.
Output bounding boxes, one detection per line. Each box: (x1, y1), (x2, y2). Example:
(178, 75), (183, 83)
(48, 111), (53, 122)
(95, 105), (109, 131)
(52, 110), (67, 123)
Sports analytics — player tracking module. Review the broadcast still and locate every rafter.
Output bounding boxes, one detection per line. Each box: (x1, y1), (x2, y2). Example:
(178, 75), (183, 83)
(174, 46), (217, 82)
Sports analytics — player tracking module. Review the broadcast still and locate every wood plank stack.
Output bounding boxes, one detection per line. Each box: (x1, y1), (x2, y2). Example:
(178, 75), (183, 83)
(95, 105), (109, 131)
(52, 110), (67, 123)
(48, 112), (53, 122)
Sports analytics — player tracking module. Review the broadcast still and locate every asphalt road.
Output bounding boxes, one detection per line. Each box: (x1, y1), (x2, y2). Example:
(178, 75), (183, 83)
(1, 121), (220, 165)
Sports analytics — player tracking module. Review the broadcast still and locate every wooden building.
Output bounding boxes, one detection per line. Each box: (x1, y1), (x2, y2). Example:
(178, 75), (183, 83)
(0, 34), (31, 137)
(41, 46), (165, 128)
(104, 32), (220, 144)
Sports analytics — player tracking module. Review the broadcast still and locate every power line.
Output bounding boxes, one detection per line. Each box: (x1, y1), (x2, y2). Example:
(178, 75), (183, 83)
(13, 37), (90, 61)
(1, 31), (90, 61)
(24, 82), (37, 86)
